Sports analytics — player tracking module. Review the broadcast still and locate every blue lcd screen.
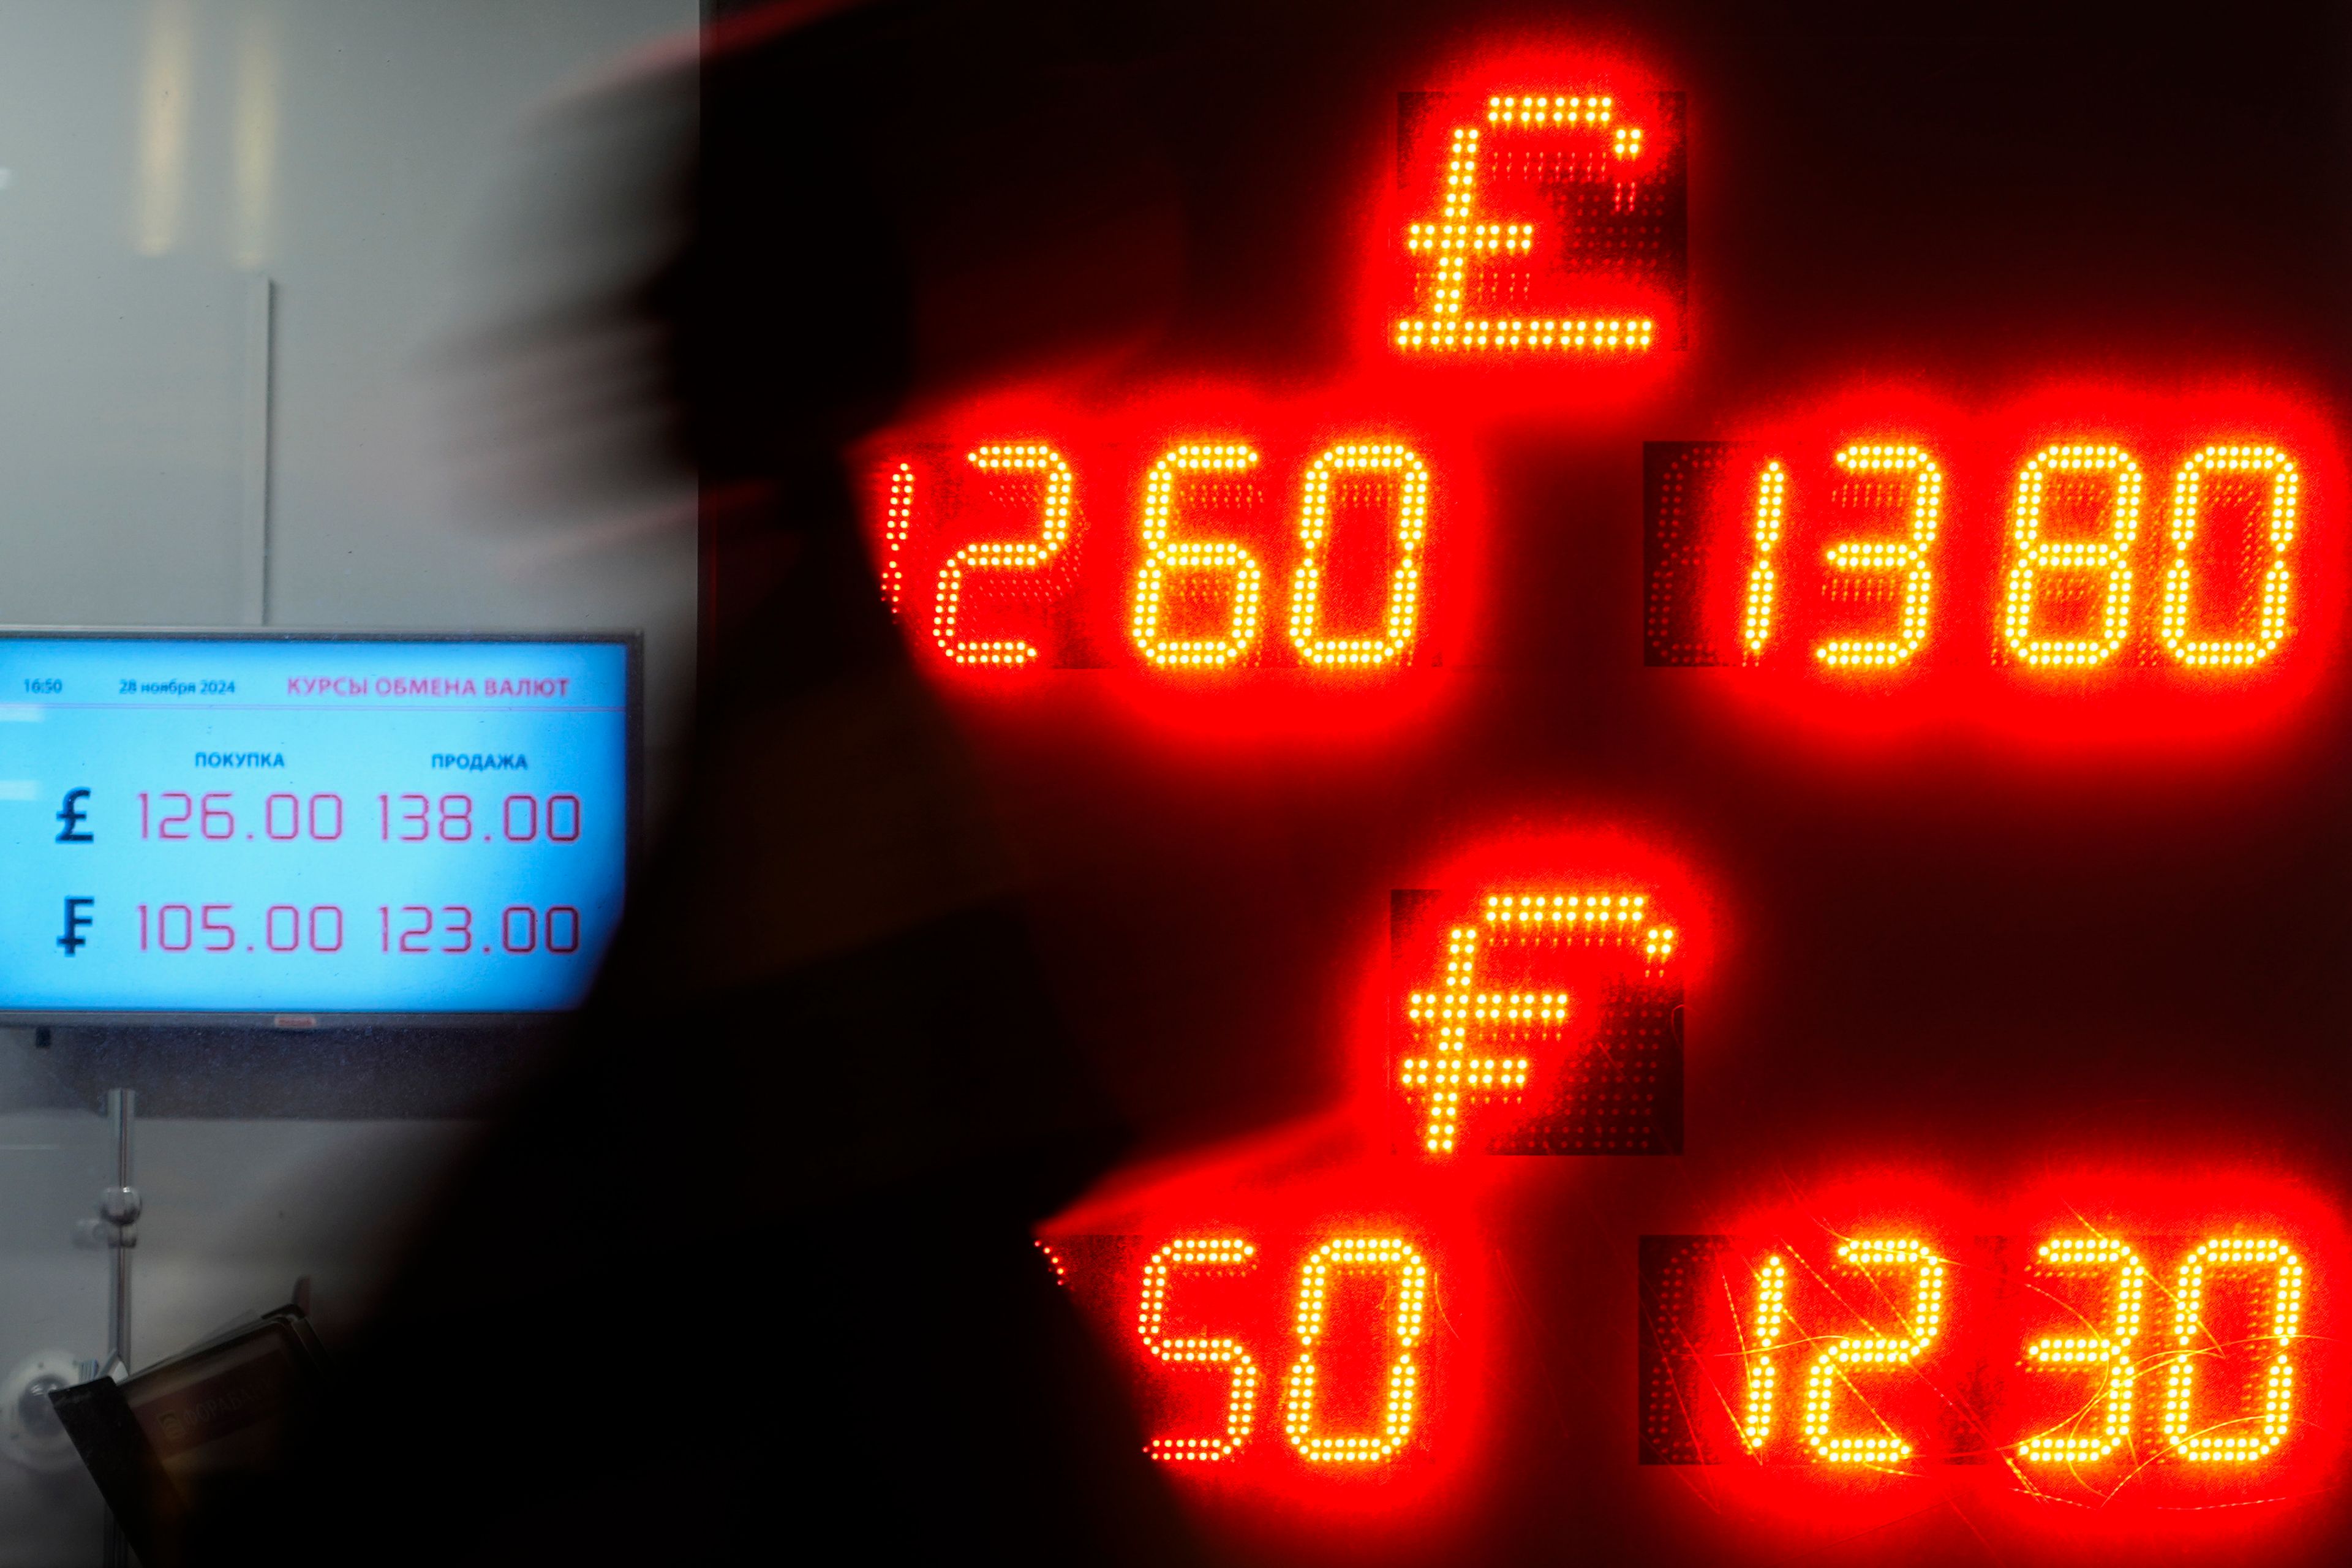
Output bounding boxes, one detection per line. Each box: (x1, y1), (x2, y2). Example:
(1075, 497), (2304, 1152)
(0, 636), (632, 1017)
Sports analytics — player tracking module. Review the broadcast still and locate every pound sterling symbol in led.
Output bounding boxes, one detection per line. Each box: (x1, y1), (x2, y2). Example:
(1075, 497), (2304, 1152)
(54, 788), (91, 843)
(1400, 892), (1676, 1153)
(1395, 94), (1654, 353)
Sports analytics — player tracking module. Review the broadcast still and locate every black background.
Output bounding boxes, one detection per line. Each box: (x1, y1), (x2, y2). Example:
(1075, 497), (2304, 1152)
(796, 2), (2352, 1562)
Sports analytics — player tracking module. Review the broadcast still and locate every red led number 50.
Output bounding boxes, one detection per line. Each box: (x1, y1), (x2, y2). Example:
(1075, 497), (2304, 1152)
(1136, 1235), (1431, 1464)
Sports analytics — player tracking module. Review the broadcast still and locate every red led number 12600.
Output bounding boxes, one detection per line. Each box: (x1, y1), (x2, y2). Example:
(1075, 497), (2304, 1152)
(876, 440), (1442, 674)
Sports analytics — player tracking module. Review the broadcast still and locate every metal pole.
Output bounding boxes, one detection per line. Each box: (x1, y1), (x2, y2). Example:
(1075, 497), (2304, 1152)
(100, 1087), (137, 1568)
(102, 1088), (137, 1376)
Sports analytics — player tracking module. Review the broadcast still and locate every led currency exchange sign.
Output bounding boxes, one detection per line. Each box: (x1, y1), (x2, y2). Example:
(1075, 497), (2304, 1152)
(873, 64), (2338, 1530)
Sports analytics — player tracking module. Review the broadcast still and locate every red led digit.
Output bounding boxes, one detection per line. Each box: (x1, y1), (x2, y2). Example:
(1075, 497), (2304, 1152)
(1395, 95), (1656, 353)
(1740, 461), (1787, 660)
(2002, 444), (2146, 668)
(1814, 443), (1944, 669)
(1287, 442), (1431, 668)
(1283, 1238), (1430, 1463)
(2016, 1237), (2150, 1463)
(881, 461), (916, 615)
(1131, 443), (1265, 669)
(932, 443), (1074, 667)
(2159, 444), (2300, 668)
(2162, 1238), (2305, 1461)
(1136, 1238), (1261, 1462)
(1800, 1238), (1946, 1463)
(1738, 1254), (1790, 1452)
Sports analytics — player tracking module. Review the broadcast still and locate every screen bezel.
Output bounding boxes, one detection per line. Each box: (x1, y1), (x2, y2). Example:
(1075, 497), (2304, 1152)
(0, 627), (642, 1028)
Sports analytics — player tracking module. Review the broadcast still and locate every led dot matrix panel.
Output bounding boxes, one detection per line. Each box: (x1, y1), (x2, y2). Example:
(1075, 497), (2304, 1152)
(876, 437), (1455, 673)
(1393, 91), (1687, 352)
(1646, 435), (2308, 674)
(1390, 889), (1683, 1155)
(1639, 1227), (2333, 1502)
(1044, 1234), (1450, 1472)
(807, 13), (2352, 1566)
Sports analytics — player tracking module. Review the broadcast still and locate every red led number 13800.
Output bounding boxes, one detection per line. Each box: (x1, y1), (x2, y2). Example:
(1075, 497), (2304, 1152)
(1648, 435), (2311, 675)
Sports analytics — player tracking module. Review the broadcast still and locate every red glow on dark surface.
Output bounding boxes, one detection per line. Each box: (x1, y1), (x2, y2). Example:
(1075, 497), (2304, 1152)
(1341, 41), (1689, 415)
(1646, 1167), (2349, 1551)
(1389, 86), (1673, 355)
(1657, 379), (2349, 750)
(868, 393), (1477, 680)
(1406, 826), (1720, 983)
(813, 24), (2352, 1559)
(855, 374), (1496, 752)
(1031, 828), (1713, 1556)
(1391, 884), (1681, 1156)
(1039, 1126), (1502, 1554)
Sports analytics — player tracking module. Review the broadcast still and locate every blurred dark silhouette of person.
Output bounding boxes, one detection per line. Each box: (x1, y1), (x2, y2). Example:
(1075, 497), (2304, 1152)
(169, 1), (1203, 1562)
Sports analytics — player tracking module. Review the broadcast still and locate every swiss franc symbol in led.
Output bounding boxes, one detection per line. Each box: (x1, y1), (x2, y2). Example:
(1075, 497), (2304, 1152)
(1396, 94), (1656, 354)
(1400, 892), (1675, 1154)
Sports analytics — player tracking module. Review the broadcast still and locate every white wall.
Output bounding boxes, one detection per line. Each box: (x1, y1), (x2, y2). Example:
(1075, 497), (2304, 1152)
(0, 0), (698, 715)
(0, 3), (697, 1558)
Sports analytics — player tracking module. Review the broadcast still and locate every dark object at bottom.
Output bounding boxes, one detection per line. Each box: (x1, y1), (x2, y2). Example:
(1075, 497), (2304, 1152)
(50, 1308), (330, 1568)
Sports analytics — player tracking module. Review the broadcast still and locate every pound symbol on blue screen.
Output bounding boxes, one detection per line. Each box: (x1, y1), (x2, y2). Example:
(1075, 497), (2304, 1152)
(58, 897), (92, 956)
(55, 788), (91, 843)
